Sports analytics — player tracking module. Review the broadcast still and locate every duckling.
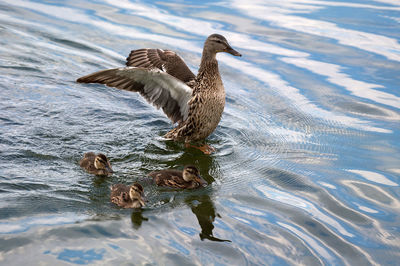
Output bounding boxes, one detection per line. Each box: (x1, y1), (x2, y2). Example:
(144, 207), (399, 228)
(77, 34), (241, 154)
(79, 152), (113, 176)
(110, 183), (146, 208)
(149, 165), (207, 189)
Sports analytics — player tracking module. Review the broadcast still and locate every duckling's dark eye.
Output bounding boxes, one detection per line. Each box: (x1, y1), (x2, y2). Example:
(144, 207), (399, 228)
(216, 40), (223, 44)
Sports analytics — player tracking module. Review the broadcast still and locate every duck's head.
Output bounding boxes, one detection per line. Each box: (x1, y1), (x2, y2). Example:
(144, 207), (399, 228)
(182, 165), (208, 187)
(129, 183), (146, 207)
(205, 34), (241, 57)
(94, 153), (113, 173)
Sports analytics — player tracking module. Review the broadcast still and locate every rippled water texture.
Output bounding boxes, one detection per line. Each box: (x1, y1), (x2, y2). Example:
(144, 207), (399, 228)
(1, 0), (400, 265)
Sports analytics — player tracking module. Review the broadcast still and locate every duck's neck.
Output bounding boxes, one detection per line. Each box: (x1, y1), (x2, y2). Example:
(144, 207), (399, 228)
(198, 50), (220, 78)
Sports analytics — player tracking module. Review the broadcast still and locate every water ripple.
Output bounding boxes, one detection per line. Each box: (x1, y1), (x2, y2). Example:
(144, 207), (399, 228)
(231, 0), (400, 61)
(0, 0), (399, 264)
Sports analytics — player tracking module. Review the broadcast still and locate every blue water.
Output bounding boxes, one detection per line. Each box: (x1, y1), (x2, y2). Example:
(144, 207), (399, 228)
(0, 0), (399, 265)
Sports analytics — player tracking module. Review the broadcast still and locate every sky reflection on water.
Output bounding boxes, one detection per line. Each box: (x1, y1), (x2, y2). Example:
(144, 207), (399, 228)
(0, 0), (399, 265)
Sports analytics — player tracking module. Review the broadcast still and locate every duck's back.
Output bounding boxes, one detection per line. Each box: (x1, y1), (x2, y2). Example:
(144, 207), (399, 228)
(149, 169), (192, 188)
(110, 184), (143, 208)
(110, 184), (130, 198)
(80, 152), (96, 172)
(110, 184), (129, 207)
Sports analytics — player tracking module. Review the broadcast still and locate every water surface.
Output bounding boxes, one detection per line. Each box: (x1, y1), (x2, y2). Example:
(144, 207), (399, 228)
(1, 0), (399, 265)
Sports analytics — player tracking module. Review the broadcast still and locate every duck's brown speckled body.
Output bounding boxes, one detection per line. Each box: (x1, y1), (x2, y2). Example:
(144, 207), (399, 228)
(164, 59), (226, 141)
(110, 183), (145, 208)
(79, 152), (113, 176)
(77, 34), (241, 144)
(149, 165), (207, 189)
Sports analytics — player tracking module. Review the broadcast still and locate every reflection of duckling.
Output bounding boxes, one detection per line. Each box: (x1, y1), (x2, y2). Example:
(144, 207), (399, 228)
(110, 183), (146, 208)
(149, 165), (207, 189)
(186, 194), (231, 242)
(80, 152), (113, 176)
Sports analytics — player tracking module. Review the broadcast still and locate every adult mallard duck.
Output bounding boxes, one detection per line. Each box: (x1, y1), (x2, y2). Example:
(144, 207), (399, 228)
(110, 182), (146, 208)
(79, 152), (113, 176)
(77, 34), (241, 154)
(149, 165), (207, 189)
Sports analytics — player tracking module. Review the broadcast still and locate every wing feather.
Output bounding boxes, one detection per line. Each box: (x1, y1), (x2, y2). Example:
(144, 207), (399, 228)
(126, 48), (195, 86)
(77, 67), (192, 123)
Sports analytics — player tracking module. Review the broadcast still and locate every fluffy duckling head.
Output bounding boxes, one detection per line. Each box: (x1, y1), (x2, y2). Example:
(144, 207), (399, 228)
(205, 34), (241, 57)
(128, 183), (146, 207)
(182, 165), (207, 187)
(94, 153), (113, 173)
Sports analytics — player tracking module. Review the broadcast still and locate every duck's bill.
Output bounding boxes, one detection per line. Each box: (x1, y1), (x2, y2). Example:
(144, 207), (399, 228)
(139, 197), (146, 207)
(196, 175), (208, 187)
(141, 195), (148, 202)
(226, 46), (242, 57)
(106, 165), (114, 173)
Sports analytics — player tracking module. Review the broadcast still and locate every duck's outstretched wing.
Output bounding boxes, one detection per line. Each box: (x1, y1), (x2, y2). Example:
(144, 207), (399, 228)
(126, 49), (196, 87)
(77, 67), (192, 124)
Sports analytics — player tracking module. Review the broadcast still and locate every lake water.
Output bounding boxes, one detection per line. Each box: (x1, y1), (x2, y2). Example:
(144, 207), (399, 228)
(1, 0), (399, 265)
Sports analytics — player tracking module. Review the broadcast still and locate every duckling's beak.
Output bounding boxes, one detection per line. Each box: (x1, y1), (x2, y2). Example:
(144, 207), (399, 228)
(141, 195), (148, 202)
(106, 165), (114, 173)
(225, 45), (241, 57)
(196, 174), (208, 187)
(139, 196), (146, 207)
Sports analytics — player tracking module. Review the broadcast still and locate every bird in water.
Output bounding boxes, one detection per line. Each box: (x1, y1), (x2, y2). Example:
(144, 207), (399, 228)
(76, 34), (241, 154)
(149, 165), (207, 189)
(79, 152), (113, 176)
(110, 182), (146, 208)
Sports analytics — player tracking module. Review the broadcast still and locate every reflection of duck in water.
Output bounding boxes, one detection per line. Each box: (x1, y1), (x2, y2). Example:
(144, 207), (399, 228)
(110, 183), (146, 208)
(187, 194), (231, 242)
(76, 34), (241, 154)
(80, 152), (113, 176)
(149, 165), (207, 189)
(131, 210), (149, 230)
